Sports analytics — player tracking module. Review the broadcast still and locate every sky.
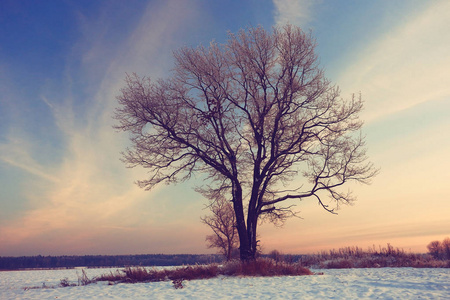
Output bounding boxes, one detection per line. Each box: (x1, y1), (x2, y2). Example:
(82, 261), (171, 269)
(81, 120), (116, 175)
(0, 0), (449, 256)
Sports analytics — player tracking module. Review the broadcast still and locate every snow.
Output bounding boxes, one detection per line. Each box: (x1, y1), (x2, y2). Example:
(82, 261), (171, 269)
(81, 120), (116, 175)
(1, 267), (449, 299)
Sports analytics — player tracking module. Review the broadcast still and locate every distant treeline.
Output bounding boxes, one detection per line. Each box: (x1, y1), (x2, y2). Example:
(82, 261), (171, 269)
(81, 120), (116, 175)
(0, 254), (223, 270)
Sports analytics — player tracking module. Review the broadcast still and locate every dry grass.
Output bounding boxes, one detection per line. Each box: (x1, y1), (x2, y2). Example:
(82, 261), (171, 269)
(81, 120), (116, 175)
(169, 264), (219, 280)
(299, 244), (450, 269)
(221, 258), (312, 276)
(96, 264), (221, 285)
(94, 259), (312, 287)
(29, 243), (449, 291)
(24, 268), (96, 290)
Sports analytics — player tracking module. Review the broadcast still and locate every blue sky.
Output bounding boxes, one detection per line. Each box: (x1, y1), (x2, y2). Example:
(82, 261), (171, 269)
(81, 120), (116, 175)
(1, 0), (449, 256)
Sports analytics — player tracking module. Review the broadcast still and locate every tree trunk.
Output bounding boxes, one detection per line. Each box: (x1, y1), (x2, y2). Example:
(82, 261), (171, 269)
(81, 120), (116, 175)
(244, 184), (260, 260)
(231, 182), (254, 261)
(246, 210), (258, 259)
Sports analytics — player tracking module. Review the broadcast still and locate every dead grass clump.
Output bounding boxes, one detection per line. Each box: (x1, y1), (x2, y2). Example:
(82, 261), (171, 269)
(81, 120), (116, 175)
(93, 260), (312, 286)
(95, 267), (162, 283)
(95, 264), (220, 284)
(122, 266), (166, 282)
(221, 258), (312, 276)
(95, 269), (124, 282)
(59, 277), (77, 287)
(168, 264), (219, 281)
(321, 259), (353, 269)
(77, 269), (94, 286)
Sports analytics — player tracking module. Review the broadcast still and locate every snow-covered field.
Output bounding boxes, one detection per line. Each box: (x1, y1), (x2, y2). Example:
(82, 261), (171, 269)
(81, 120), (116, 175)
(1, 267), (449, 299)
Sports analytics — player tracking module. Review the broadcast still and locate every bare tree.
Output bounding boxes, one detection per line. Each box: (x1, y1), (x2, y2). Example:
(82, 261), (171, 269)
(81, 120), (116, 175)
(201, 197), (238, 261)
(428, 238), (450, 260)
(443, 238), (450, 260)
(427, 240), (442, 259)
(114, 24), (377, 260)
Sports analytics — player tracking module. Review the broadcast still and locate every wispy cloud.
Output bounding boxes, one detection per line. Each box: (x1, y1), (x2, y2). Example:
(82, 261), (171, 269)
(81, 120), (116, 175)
(0, 0), (206, 255)
(336, 0), (450, 123)
(272, 0), (316, 27)
(0, 136), (60, 183)
(40, 96), (54, 110)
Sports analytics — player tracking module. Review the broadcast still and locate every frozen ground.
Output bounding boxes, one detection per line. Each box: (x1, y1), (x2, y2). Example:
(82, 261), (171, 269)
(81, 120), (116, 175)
(1, 267), (449, 299)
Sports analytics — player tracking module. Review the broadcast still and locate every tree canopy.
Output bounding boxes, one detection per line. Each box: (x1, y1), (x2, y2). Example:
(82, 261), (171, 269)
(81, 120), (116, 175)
(115, 24), (377, 260)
